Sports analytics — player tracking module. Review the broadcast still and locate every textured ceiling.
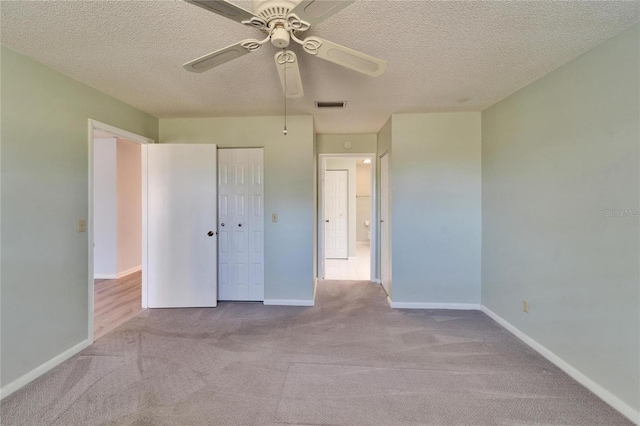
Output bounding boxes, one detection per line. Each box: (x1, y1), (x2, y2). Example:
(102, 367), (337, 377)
(1, 1), (638, 133)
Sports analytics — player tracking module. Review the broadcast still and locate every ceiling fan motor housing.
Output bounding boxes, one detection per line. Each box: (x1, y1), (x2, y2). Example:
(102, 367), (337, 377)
(270, 26), (290, 48)
(252, 0), (301, 23)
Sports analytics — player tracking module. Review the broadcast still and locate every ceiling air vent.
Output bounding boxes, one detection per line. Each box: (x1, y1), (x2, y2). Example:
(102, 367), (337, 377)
(315, 101), (347, 109)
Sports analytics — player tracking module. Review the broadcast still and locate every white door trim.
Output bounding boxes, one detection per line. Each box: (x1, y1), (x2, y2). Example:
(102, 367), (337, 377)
(379, 151), (390, 295)
(319, 158), (326, 279)
(88, 119), (153, 344)
(317, 153), (377, 281)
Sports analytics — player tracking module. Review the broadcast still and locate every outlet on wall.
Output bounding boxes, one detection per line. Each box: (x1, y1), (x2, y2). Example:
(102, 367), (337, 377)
(78, 219), (86, 233)
(272, 213), (278, 223)
(522, 300), (530, 313)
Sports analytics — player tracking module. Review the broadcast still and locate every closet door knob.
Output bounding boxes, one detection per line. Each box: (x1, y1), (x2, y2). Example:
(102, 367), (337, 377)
(207, 231), (215, 237)
(238, 223), (242, 227)
(221, 223), (225, 227)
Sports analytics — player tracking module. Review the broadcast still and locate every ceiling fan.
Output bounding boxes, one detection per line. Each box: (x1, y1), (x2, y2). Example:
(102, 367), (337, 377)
(182, 0), (387, 98)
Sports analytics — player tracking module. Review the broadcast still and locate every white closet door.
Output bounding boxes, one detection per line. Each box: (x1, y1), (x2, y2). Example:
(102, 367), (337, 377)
(380, 153), (391, 296)
(218, 148), (264, 301)
(147, 144), (218, 308)
(325, 170), (349, 259)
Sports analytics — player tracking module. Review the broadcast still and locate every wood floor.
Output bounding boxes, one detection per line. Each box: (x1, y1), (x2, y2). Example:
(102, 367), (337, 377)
(94, 271), (142, 340)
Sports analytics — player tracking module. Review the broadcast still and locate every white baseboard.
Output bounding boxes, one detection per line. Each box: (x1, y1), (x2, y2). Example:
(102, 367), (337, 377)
(373, 279), (381, 285)
(1, 338), (91, 400)
(116, 265), (142, 279)
(95, 266), (141, 280)
(94, 273), (116, 279)
(480, 305), (639, 424)
(263, 299), (314, 307)
(387, 297), (480, 310)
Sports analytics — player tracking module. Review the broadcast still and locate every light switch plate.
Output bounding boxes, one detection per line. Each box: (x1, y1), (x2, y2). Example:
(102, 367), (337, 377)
(522, 300), (530, 313)
(78, 219), (86, 233)
(272, 213), (278, 223)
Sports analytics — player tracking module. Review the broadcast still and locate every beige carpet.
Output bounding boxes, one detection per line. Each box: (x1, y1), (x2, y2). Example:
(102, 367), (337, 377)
(1, 280), (631, 425)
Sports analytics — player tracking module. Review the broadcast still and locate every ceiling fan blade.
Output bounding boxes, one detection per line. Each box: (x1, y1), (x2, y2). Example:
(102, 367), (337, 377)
(274, 51), (304, 98)
(184, 40), (255, 73)
(287, 0), (354, 27)
(184, 0), (267, 29)
(301, 37), (387, 77)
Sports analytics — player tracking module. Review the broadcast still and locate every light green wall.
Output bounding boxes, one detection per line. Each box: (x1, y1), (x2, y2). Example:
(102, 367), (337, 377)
(482, 24), (639, 414)
(317, 134), (377, 154)
(159, 116), (315, 301)
(326, 158), (357, 257)
(377, 120), (392, 157)
(390, 113), (482, 304)
(1, 46), (159, 387)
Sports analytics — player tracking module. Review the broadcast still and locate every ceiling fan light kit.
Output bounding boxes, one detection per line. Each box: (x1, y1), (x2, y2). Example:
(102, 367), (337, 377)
(183, 0), (387, 100)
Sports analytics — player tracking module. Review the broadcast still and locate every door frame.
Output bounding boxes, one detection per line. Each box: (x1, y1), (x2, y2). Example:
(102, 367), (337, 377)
(87, 119), (154, 344)
(379, 150), (390, 296)
(317, 153), (378, 282)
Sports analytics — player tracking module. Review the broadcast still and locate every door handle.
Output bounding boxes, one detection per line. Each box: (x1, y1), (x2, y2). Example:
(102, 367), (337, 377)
(238, 223), (242, 227)
(207, 231), (215, 237)
(221, 223), (225, 227)
(380, 220), (384, 223)
(325, 220), (330, 223)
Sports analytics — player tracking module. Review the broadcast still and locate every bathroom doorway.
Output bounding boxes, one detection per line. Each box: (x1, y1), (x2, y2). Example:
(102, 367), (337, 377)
(319, 155), (374, 281)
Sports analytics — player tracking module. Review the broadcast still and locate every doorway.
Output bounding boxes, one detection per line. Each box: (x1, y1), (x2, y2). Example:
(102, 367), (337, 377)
(319, 154), (376, 281)
(88, 120), (153, 342)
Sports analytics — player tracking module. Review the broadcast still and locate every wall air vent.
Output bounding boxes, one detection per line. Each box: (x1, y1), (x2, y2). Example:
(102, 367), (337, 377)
(314, 101), (347, 108)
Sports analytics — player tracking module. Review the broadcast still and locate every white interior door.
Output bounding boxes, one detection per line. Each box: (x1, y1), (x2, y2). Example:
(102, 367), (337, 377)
(218, 148), (264, 301)
(325, 170), (348, 259)
(147, 144), (218, 308)
(380, 153), (391, 296)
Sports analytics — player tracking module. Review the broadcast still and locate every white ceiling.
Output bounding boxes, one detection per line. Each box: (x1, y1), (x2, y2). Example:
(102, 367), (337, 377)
(1, 1), (638, 133)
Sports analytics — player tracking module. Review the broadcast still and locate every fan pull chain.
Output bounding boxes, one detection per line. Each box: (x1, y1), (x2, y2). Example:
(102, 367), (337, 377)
(283, 48), (288, 136)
